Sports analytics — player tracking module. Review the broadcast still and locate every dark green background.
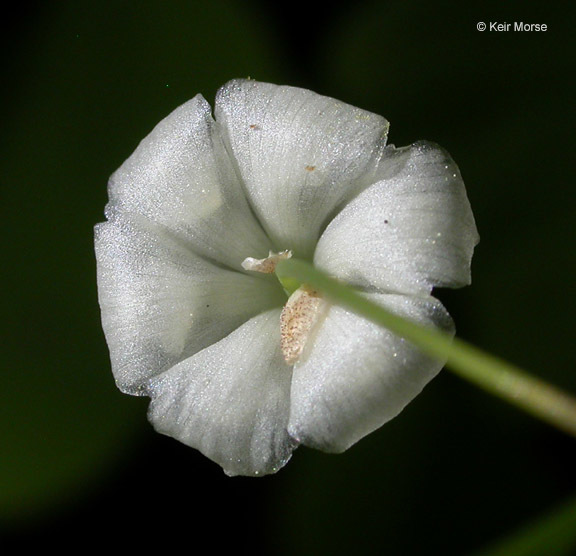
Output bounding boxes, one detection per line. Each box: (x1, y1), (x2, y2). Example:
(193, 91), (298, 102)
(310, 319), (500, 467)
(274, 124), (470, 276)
(2, 1), (575, 553)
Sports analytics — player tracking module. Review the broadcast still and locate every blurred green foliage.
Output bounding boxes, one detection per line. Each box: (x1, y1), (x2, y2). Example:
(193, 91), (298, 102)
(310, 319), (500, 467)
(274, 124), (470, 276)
(1, 0), (575, 553)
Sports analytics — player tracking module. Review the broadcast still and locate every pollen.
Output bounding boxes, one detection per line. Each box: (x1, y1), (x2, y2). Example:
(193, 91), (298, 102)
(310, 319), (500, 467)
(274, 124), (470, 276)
(280, 285), (325, 364)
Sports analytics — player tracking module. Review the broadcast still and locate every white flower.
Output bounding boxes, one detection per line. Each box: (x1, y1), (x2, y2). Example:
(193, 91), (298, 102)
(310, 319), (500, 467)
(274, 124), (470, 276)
(95, 79), (478, 476)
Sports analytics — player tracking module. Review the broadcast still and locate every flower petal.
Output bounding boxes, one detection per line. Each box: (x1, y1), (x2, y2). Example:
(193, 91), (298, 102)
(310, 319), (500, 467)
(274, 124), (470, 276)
(105, 94), (273, 270)
(95, 216), (285, 395)
(148, 309), (297, 477)
(215, 79), (389, 258)
(314, 141), (479, 295)
(288, 292), (454, 453)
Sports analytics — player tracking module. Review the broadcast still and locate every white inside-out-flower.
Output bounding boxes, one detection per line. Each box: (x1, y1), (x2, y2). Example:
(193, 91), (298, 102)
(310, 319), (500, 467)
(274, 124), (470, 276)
(95, 79), (479, 477)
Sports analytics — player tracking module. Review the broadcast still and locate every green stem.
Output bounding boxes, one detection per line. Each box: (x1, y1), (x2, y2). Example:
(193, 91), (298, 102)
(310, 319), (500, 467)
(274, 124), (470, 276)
(276, 258), (576, 439)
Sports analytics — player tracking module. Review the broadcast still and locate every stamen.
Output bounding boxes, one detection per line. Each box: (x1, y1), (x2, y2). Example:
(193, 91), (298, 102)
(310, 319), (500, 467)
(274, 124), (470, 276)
(241, 250), (292, 274)
(280, 285), (325, 364)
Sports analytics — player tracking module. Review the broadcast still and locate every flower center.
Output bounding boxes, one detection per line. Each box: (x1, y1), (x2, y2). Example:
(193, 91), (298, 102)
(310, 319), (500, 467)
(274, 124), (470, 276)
(242, 249), (300, 294)
(241, 251), (326, 365)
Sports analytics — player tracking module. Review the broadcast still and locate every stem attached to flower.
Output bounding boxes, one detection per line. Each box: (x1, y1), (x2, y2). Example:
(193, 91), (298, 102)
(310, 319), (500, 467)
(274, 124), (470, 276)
(276, 258), (576, 439)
